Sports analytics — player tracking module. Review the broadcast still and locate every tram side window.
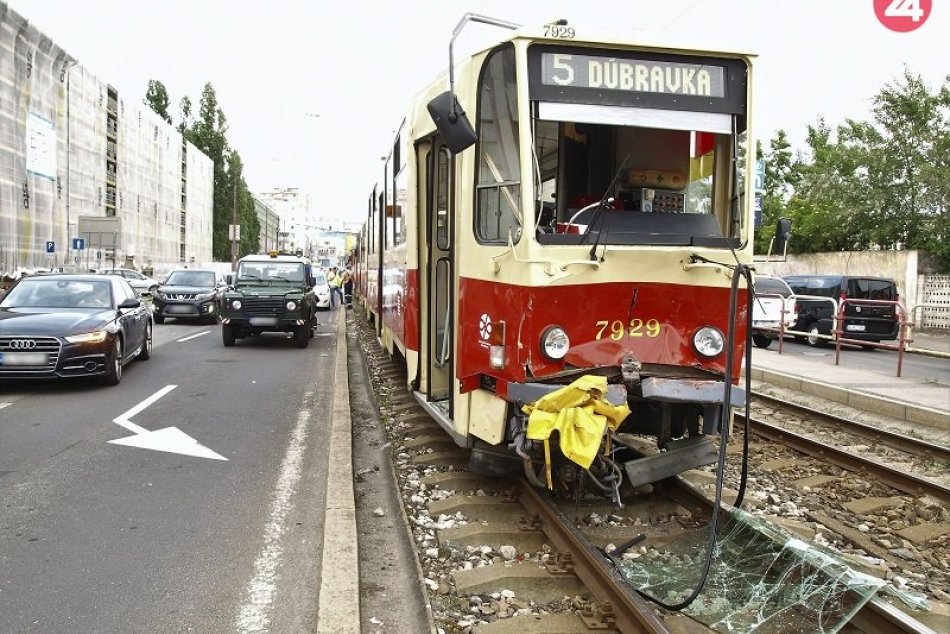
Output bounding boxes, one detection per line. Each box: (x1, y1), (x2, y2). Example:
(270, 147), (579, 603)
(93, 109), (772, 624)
(476, 45), (522, 244)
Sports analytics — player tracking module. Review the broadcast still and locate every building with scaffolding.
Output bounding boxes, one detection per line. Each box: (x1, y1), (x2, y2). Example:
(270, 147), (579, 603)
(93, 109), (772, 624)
(0, 2), (213, 277)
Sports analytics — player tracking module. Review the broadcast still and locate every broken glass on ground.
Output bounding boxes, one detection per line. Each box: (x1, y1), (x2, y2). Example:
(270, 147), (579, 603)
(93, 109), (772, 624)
(618, 508), (928, 633)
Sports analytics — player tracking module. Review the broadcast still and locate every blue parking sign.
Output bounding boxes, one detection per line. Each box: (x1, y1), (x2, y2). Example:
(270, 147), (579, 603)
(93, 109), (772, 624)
(72, 238), (86, 250)
(46, 241), (55, 253)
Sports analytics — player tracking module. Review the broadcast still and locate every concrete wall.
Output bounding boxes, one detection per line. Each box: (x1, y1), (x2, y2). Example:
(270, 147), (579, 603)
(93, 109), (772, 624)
(755, 250), (948, 330)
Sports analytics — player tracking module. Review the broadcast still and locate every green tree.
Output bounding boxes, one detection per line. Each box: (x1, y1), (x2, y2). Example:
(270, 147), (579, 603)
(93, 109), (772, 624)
(144, 79), (172, 124)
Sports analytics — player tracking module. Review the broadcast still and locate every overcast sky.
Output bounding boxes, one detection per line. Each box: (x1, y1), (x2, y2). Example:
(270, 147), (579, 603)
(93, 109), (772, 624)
(17, 1), (948, 224)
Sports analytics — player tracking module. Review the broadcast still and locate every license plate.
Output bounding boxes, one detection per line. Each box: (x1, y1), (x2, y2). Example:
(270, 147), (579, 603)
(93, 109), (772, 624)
(846, 324), (866, 332)
(0, 351), (49, 366)
(249, 316), (278, 326)
(167, 305), (195, 314)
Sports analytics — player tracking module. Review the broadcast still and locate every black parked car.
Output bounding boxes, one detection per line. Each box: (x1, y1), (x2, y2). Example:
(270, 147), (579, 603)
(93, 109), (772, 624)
(0, 274), (152, 385)
(152, 269), (227, 324)
(782, 275), (900, 347)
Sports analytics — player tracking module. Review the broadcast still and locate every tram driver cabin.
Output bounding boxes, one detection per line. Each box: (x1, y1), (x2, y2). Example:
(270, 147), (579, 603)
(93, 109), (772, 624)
(359, 19), (755, 495)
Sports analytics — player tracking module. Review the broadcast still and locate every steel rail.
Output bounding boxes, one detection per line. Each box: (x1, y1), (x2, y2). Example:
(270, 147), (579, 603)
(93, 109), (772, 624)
(517, 479), (671, 634)
(741, 415), (950, 506)
(752, 391), (950, 460)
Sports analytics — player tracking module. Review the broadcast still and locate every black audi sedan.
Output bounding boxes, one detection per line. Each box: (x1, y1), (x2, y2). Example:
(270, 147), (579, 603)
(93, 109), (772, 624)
(152, 269), (226, 324)
(0, 274), (153, 385)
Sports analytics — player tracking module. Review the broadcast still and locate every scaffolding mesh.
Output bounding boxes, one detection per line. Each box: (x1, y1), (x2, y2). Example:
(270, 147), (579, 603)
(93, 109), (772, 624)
(0, 2), (212, 277)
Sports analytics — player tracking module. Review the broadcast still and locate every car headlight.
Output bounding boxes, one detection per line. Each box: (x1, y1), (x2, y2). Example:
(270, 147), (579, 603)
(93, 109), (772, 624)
(231, 299), (242, 310)
(286, 300), (297, 311)
(693, 326), (725, 357)
(66, 331), (108, 344)
(195, 292), (215, 302)
(540, 326), (569, 361)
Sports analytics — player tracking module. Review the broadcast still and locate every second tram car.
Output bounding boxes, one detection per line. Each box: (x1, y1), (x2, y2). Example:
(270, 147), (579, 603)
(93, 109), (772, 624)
(357, 17), (755, 497)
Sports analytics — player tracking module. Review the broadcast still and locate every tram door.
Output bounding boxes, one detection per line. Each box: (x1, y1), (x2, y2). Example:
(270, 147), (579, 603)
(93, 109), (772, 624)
(424, 141), (453, 403)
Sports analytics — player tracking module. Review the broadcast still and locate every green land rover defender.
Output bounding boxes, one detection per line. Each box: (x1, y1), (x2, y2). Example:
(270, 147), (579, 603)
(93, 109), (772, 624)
(220, 253), (317, 348)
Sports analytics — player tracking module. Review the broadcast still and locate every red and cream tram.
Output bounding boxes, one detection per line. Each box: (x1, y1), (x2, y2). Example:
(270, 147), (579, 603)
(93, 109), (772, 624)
(357, 16), (755, 496)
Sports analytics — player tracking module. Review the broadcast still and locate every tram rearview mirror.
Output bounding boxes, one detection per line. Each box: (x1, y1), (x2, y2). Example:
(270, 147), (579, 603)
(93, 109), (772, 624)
(427, 91), (476, 154)
(774, 217), (792, 256)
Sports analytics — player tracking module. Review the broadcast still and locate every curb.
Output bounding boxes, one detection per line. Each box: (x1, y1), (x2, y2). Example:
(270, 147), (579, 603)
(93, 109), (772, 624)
(316, 309), (360, 633)
(749, 367), (950, 432)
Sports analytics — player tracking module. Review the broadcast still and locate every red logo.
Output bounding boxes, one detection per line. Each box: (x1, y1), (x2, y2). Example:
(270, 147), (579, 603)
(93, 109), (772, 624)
(874, 0), (932, 32)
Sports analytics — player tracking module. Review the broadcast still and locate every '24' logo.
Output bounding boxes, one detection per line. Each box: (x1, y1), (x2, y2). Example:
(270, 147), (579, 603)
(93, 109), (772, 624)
(874, 0), (932, 32)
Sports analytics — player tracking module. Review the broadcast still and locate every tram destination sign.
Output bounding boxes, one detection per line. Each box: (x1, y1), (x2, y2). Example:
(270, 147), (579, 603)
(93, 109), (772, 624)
(529, 46), (747, 115)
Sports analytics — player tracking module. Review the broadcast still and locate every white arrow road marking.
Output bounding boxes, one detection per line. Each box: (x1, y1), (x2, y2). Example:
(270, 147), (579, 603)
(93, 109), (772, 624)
(177, 331), (210, 342)
(0, 402), (11, 411)
(108, 385), (227, 460)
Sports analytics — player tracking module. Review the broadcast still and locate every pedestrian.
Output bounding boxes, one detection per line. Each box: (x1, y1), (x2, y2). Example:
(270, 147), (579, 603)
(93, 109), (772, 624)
(328, 267), (343, 308)
(341, 267), (353, 308)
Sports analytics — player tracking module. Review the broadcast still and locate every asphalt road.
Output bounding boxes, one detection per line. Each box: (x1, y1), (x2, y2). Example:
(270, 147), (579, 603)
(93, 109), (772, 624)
(0, 314), (339, 632)
(763, 337), (949, 386)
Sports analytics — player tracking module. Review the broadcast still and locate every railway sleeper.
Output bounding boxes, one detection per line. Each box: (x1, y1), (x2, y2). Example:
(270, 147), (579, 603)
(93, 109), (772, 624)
(452, 561), (587, 603)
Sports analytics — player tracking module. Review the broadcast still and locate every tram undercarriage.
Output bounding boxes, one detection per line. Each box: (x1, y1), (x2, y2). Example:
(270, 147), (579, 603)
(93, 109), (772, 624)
(469, 370), (746, 505)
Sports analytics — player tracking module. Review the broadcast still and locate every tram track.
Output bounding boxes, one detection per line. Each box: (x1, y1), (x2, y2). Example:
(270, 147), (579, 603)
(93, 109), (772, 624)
(751, 392), (950, 463)
(739, 414), (950, 506)
(355, 315), (939, 633)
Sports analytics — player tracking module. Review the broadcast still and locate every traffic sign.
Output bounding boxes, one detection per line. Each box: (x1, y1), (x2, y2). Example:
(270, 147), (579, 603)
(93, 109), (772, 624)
(72, 237), (86, 250)
(45, 240), (55, 253)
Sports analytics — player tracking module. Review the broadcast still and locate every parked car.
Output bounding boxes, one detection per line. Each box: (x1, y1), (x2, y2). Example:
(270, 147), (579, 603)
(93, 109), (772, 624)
(313, 271), (331, 309)
(0, 274), (152, 385)
(782, 275), (900, 347)
(100, 268), (160, 295)
(751, 275), (797, 349)
(152, 269), (227, 324)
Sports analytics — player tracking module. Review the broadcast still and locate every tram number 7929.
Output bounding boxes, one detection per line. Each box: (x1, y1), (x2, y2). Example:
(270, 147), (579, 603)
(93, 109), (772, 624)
(543, 24), (575, 39)
(595, 319), (661, 340)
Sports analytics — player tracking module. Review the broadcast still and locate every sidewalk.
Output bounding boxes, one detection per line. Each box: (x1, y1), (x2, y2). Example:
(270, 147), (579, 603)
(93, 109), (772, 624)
(907, 330), (950, 357)
(747, 344), (950, 432)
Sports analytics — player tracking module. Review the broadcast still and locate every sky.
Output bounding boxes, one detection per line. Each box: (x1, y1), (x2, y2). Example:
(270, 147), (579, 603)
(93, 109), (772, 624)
(16, 0), (949, 225)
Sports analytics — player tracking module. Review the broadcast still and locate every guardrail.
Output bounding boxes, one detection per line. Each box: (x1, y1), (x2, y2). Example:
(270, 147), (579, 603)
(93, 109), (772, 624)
(753, 295), (913, 377)
(833, 298), (909, 377)
(906, 303), (950, 356)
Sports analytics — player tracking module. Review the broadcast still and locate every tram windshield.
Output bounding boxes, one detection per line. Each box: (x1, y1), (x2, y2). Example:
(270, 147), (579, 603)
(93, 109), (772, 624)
(532, 116), (746, 247)
(526, 46), (749, 248)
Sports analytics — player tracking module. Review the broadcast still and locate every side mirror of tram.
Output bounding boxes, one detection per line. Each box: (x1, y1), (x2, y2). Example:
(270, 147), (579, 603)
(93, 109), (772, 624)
(774, 217), (792, 257)
(427, 91), (477, 154)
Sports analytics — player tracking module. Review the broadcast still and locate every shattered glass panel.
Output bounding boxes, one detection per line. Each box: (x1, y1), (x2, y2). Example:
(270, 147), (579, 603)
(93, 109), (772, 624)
(618, 509), (904, 634)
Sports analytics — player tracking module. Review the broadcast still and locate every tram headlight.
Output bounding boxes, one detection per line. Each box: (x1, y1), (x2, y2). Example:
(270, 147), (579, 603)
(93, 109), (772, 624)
(693, 326), (725, 357)
(540, 326), (570, 361)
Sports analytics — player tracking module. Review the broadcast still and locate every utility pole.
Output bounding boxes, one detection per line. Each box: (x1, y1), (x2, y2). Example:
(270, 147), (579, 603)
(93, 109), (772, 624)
(230, 179), (238, 270)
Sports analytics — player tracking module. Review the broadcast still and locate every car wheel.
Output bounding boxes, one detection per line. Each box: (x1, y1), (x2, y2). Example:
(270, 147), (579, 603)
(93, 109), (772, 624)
(806, 323), (826, 348)
(861, 343), (879, 351)
(138, 323), (152, 360)
(101, 338), (123, 385)
(752, 333), (772, 349)
(293, 325), (309, 348)
(154, 312), (165, 325)
(222, 323), (235, 347)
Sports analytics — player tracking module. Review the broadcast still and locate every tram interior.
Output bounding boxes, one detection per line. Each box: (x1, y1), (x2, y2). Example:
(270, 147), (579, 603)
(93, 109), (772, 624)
(533, 119), (743, 247)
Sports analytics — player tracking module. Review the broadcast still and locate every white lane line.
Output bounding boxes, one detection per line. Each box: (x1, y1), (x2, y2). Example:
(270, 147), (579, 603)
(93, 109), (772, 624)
(0, 402), (11, 410)
(236, 393), (313, 633)
(113, 385), (178, 434)
(177, 331), (210, 342)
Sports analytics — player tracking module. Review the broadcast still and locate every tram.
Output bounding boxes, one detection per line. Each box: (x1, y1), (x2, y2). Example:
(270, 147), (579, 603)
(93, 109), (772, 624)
(357, 16), (755, 497)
